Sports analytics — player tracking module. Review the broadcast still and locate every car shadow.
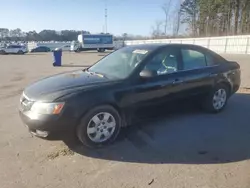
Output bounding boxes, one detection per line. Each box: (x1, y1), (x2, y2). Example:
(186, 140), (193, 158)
(26, 53), (51, 55)
(79, 51), (111, 54)
(62, 92), (250, 164)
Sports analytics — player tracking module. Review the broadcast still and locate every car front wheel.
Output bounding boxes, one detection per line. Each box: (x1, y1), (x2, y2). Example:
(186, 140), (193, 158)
(202, 84), (229, 113)
(0, 50), (6, 54)
(76, 105), (121, 148)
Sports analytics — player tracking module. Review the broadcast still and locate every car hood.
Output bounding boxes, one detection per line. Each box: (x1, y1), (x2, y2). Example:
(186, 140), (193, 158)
(24, 70), (111, 101)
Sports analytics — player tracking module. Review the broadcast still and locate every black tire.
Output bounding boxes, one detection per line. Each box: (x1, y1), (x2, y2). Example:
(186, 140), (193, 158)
(17, 50), (24, 54)
(76, 105), (122, 148)
(202, 83), (229, 113)
(0, 50), (6, 55)
(97, 48), (105, 53)
(75, 48), (80, 53)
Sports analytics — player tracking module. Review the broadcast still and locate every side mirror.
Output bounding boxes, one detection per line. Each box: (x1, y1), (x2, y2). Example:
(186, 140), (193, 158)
(139, 69), (156, 78)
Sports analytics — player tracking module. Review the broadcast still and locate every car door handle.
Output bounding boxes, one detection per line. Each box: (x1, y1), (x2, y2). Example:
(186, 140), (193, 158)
(172, 79), (183, 84)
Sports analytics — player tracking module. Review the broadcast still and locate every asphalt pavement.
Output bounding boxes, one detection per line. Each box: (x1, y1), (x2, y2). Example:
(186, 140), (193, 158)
(0, 52), (250, 188)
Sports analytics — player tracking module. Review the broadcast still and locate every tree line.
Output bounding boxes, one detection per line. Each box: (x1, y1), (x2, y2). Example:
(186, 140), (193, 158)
(180, 0), (250, 37)
(0, 28), (90, 42)
(0, 28), (152, 42)
(152, 0), (250, 38)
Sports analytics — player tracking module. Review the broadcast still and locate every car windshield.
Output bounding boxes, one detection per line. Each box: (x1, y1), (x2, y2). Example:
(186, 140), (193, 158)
(87, 47), (150, 79)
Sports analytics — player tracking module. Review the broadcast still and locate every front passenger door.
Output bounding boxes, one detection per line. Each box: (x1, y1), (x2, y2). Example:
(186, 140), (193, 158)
(130, 47), (183, 107)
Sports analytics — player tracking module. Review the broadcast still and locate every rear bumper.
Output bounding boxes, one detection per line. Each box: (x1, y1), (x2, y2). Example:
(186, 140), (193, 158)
(232, 70), (241, 93)
(19, 110), (77, 133)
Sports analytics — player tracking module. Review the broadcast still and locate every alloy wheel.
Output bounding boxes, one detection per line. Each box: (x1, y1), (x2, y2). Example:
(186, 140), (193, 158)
(213, 88), (227, 110)
(87, 112), (116, 143)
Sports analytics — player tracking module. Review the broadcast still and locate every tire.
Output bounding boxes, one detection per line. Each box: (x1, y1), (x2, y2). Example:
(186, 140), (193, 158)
(202, 83), (229, 113)
(0, 50), (6, 55)
(75, 48), (80, 53)
(17, 50), (24, 54)
(76, 105), (122, 148)
(97, 48), (105, 53)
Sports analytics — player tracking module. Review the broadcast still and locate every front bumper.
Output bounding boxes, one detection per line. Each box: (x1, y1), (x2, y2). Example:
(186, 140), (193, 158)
(19, 110), (77, 134)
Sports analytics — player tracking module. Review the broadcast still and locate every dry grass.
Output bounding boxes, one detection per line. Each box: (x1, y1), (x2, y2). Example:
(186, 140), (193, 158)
(47, 145), (74, 160)
(238, 87), (250, 93)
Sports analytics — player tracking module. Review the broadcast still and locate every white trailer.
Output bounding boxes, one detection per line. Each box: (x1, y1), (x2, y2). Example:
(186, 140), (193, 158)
(71, 34), (114, 52)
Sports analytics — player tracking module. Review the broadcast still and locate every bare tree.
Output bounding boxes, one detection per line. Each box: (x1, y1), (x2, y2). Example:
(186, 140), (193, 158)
(151, 20), (163, 38)
(172, 1), (182, 37)
(162, 0), (173, 35)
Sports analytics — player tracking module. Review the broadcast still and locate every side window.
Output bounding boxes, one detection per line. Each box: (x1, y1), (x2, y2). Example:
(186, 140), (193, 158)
(144, 48), (179, 76)
(205, 53), (215, 66)
(181, 49), (207, 70)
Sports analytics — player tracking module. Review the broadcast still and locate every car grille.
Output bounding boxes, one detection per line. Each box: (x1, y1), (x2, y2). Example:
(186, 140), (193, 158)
(19, 93), (34, 112)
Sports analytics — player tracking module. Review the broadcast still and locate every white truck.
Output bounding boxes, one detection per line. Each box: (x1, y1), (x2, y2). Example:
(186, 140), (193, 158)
(71, 34), (114, 52)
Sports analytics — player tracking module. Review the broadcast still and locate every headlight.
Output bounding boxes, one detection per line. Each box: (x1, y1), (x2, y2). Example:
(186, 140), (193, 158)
(30, 102), (65, 115)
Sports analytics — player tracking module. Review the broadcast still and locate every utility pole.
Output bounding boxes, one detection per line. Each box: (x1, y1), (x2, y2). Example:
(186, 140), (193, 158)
(102, 25), (105, 33)
(104, 1), (108, 33)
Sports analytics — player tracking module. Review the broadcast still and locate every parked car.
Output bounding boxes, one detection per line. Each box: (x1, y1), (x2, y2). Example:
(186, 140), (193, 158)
(30, 46), (51, 52)
(54, 44), (71, 51)
(0, 44), (28, 54)
(19, 44), (241, 148)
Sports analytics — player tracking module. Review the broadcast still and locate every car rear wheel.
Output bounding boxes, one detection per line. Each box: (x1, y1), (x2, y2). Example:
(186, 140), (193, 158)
(202, 84), (229, 113)
(76, 105), (121, 148)
(17, 50), (24, 54)
(75, 48), (80, 53)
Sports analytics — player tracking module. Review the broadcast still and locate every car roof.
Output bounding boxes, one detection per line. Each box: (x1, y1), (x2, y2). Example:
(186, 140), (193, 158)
(125, 43), (208, 51)
(8, 44), (22, 47)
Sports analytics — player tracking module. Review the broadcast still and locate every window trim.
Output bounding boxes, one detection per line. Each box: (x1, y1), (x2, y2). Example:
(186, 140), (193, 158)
(179, 47), (219, 71)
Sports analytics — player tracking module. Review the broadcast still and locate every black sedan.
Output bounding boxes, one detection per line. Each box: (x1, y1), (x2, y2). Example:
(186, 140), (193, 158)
(30, 46), (51, 52)
(19, 44), (241, 148)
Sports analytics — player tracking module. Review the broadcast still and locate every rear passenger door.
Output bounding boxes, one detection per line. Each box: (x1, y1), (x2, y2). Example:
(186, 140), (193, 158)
(13, 45), (20, 53)
(178, 46), (218, 96)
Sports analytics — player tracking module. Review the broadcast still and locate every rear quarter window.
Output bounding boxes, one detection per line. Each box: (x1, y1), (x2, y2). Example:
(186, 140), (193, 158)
(181, 49), (207, 70)
(204, 49), (226, 66)
(13, 45), (21, 48)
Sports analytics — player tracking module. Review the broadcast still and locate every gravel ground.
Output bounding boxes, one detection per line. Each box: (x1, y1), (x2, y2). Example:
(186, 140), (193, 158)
(0, 52), (250, 188)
